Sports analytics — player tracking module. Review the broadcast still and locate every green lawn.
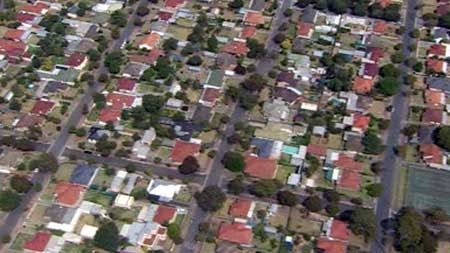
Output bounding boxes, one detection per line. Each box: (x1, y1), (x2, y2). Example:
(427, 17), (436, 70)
(92, 168), (114, 189)
(276, 165), (296, 183)
(84, 190), (114, 208)
(61, 243), (90, 253)
(253, 234), (280, 252)
(10, 233), (32, 251)
(393, 167), (408, 210)
(109, 207), (140, 223)
(55, 163), (76, 181)
(174, 187), (192, 204)
(200, 243), (216, 253)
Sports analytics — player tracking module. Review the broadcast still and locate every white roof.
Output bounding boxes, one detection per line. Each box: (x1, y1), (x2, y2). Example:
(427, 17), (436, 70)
(146, 179), (182, 201)
(301, 102), (318, 111)
(114, 194), (135, 208)
(287, 173), (301, 186)
(80, 225), (98, 239)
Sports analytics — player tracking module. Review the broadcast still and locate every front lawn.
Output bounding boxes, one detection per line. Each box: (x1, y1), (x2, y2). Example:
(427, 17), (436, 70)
(276, 165), (296, 184)
(84, 190), (114, 207)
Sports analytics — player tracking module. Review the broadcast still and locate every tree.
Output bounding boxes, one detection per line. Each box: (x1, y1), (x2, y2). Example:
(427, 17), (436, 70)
(424, 207), (449, 224)
(195, 186), (226, 212)
(109, 10), (127, 27)
(241, 74), (266, 92)
(94, 222), (120, 252)
(206, 36), (218, 52)
(178, 156), (199, 175)
(136, 5), (150, 16)
(222, 151), (245, 172)
(366, 183), (383, 198)
(349, 207), (377, 241)
(9, 99), (21, 111)
(327, 0), (349, 14)
(167, 223), (183, 244)
(246, 38), (266, 58)
(433, 126), (450, 151)
(303, 195), (322, 212)
(277, 190), (298, 206)
(163, 38), (178, 52)
(0, 190), (20, 211)
(10, 175), (32, 193)
(28, 153), (58, 173)
(227, 175), (245, 195)
(362, 131), (383, 154)
(323, 189), (341, 203)
(249, 179), (282, 197)
(228, 0), (243, 9)
(326, 203), (340, 217)
(181, 43), (195, 56)
(380, 64), (401, 77)
(186, 55), (203, 66)
(142, 94), (165, 113)
(376, 77), (400, 96)
(104, 51), (125, 74)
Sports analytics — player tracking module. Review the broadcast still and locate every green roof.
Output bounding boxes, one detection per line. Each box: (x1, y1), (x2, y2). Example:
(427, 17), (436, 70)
(205, 70), (224, 88)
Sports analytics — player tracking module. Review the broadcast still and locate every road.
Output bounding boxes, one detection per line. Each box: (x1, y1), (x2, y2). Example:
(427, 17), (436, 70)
(179, 0), (292, 252)
(371, 0), (418, 252)
(0, 0), (148, 248)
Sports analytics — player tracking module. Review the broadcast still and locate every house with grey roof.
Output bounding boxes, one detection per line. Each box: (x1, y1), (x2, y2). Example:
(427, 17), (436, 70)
(263, 98), (291, 122)
(204, 69), (225, 89)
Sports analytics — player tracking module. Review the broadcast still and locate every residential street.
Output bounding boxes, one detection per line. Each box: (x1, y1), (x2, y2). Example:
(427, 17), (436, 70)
(371, 0), (418, 252)
(0, 0), (148, 248)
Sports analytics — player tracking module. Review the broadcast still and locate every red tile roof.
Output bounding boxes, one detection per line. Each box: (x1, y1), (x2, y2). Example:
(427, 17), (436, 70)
(367, 47), (384, 63)
(201, 87), (220, 104)
(20, 2), (49, 14)
(352, 77), (373, 94)
(164, 0), (184, 8)
(372, 20), (387, 34)
(338, 169), (361, 190)
(422, 108), (443, 124)
(158, 10), (173, 21)
(0, 38), (26, 57)
(23, 232), (51, 252)
(106, 92), (135, 109)
(436, 3), (450, 16)
(117, 78), (136, 91)
(229, 199), (252, 218)
(222, 41), (249, 55)
(420, 144), (443, 165)
(334, 155), (363, 172)
(426, 58), (446, 73)
(55, 182), (84, 206)
(170, 140), (200, 163)
(30, 100), (55, 115)
(139, 33), (160, 49)
(153, 205), (177, 224)
(16, 114), (42, 128)
(297, 22), (314, 38)
(98, 108), (121, 123)
(16, 12), (36, 24)
(240, 26), (257, 39)
(363, 63), (378, 77)
(244, 155), (277, 179)
(244, 11), (264, 26)
(330, 220), (350, 241)
(217, 222), (252, 245)
(352, 113), (370, 131)
(425, 89), (444, 107)
(316, 238), (347, 253)
(65, 52), (86, 67)
(4, 29), (24, 40)
(428, 44), (446, 57)
(128, 50), (164, 65)
(307, 144), (327, 158)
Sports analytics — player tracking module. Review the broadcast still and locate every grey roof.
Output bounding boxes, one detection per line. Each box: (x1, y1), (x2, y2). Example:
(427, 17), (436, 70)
(301, 5), (317, 23)
(426, 77), (450, 93)
(121, 221), (159, 245)
(122, 174), (139, 195)
(44, 204), (69, 223)
(250, 137), (274, 158)
(205, 70), (224, 88)
(70, 164), (96, 186)
(138, 204), (158, 223)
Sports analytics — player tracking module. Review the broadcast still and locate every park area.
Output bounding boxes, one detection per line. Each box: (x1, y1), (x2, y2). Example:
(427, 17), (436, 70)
(405, 165), (450, 214)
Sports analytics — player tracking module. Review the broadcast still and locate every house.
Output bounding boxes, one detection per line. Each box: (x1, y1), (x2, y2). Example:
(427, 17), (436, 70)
(139, 33), (161, 50)
(199, 87), (220, 107)
(165, 0), (185, 8)
(322, 218), (350, 241)
(153, 205), (177, 224)
(426, 58), (448, 74)
(92, 0), (123, 13)
(169, 139), (201, 163)
(23, 232), (51, 252)
(427, 77), (450, 93)
(19, 2), (50, 15)
(366, 47), (384, 63)
(80, 225), (98, 239)
(0, 38), (27, 63)
(217, 222), (252, 245)
(205, 69), (225, 88)
(240, 26), (257, 39)
(307, 144), (327, 159)
(15, 114), (43, 130)
(425, 89), (445, 107)
(244, 155), (277, 179)
(273, 87), (301, 104)
(4, 28), (29, 42)
(87, 127), (111, 143)
(419, 144), (446, 169)
(63, 52), (88, 70)
(316, 238), (347, 253)
(106, 92), (139, 109)
(250, 137), (283, 159)
(297, 22), (314, 39)
(69, 164), (96, 187)
(222, 40), (249, 56)
(352, 77), (373, 94)
(158, 10), (174, 22)
(244, 11), (264, 26)
(132, 141), (150, 159)
(120, 221), (167, 248)
(428, 44), (450, 58)
(142, 128), (156, 145)
(117, 78), (137, 93)
(98, 108), (121, 125)
(114, 194), (135, 209)
(110, 170), (128, 192)
(372, 20), (387, 34)
(422, 108), (443, 124)
(122, 62), (148, 78)
(30, 100), (55, 115)
(351, 113), (370, 133)
(146, 179), (183, 202)
(229, 198), (255, 220)
(276, 71), (299, 87)
(54, 182), (84, 207)
(263, 98), (290, 122)
(360, 63), (378, 79)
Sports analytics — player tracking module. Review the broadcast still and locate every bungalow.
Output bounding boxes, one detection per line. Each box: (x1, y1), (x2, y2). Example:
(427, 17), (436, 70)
(69, 164), (97, 187)
(139, 33), (161, 50)
(106, 92), (140, 109)
(244, 11), (264, 26)
(307, 144), (327, 160)
(169, 139), (201, 163)
(366, 47), (384, 63)
(222, 40), (249, 56)
(229, 198), (255, 222)
(164, 0), (185, 8)
(419, 144), (447, 169)
(217, 222), (252, 246)
(322, 218), (350, 241)
(316, 238), (347, 253)
(0, 38), (27, 63)
(351, 113), (370, 133)
(19, 2), (50, 15)
(199, 87), (220, 107)
(426, 58), (448, 74)
(120, 221), (167, 249)
(23, 232), (51, 253)
(428, 44), (450, 58)
(98, 108), (121, 125)
(153, 205), (177, 224)
(297, 22), (314, 39)
(352, 77), (374, 94)
(110, 170), (128, 192)
(425, 89), (445, 108)
(117, 78), (137, 93)
(114, 194), (135, 209)
(54, 182), (85, 207)
(240, 26), (257, 39)
(15, 114), (43, 130)
(146, 179), (183, 202)
(132, 141), (150, 159)
(61, 52), (88, 70)
(372, 20), (387, 34)
(422, 108), (443, 125)
(263, 98), (290, 122)
(3, 28), (30, 42)
(92, 0), (123, 13)
(244, 155), (277, 179)
(30, 100), (55, 115)
(360, 63), (378, 79)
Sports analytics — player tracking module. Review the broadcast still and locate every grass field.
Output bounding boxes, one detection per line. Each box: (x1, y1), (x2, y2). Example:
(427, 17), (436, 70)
(393, 167), (409, 210)
(405, 165), (450, 214)
(276, 165), (296, 184)
(84, 190), (114, 208)
(55, 163), (76, 181)
(10, 233), (32, 251)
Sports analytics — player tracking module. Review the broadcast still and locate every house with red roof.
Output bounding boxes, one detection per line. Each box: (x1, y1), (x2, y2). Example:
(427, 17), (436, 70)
(422, 108), (443, 124)
(366, 47), (384, 63)
(0, 38), (27, 63)
(30, 100), (55, 115)
(419, 144), (446, 169)
(158, 10), (174, 22)
(15, 114), (43, 130)
(217, 222), (252, 245)
(425, 89), (445, 107)
(98, 108), (121, 125)
(322, 218), (350, 241)
(426, 58), (448, 74)
(164, 0), (185, 8)
(244, 155), (277, 179)
(307, 144), (327, 160)
(55, 182), (85, 207)
(63, 52), (88, 70)
(325, 153), (363, 190)
(334, 154), (363, 172)
(106, 92), (138, 110)
(244, 11), (264, 26)
(351, 113), (370, 133)
(19, 2), (50, 15)
(372, 20), (387, 34)
(23, 232), (51, 252)
(229, 198), (255, 220)
(199, 87), (220, 107)
(16, 12), (38, 25)
(170, 139), (201, 163)
(4, 28), (28, 42)
(240, 26), (257, 39)
(428, 44), (450, 58)
(222, 40), (249, 56)
(352, 77), (374, 94)
(360, 63), (378, 79)
(316, 238), (347, 253)
(139, 33), (161, 50)
(153, 205), (177, 224)
(297, 22), (314, 39)
(117, 78), (137, 93)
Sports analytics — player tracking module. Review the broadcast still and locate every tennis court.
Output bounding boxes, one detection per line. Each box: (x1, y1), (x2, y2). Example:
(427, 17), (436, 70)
(405, 165), (450, 214)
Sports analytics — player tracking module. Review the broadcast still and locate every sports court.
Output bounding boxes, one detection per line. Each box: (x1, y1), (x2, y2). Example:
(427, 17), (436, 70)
(405, 165), (450, 214)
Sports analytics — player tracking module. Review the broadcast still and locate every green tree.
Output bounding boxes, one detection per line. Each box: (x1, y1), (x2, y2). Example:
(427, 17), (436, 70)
(28, 153), (58, 173)
(323, 189), (341, 203)
(186, 55), (203, 66)
(109, 10), (127, 27)
(349, 207), (377, 241)
(227, 175), (245, 195)
(206, 36), (218, 52)
(249, 179), (282, 197)
(163, 38), (178, 52)
(94, 222), (120, 252)
(178, 156), (199, 175)
(104, 51), (125, 74)
(136, 5), (150, 16)
(222, 151), (245, 172)
(195, 186), (226, 212)
(362, 131), (383, 154)
(433, 126), (450, 151)
(303, 195), (322, 212)
(10, 175), (33, 193)
(228, 0), (244, 9)
(366, 183), (383, 198)
(167, 223), (183, 244)
(424, 207), (449, 224)
(0, 190), (21, 211)
(277, 190), (298, 206)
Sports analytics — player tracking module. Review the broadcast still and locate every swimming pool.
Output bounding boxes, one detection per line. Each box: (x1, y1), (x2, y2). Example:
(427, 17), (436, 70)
(282, 145), (299, 155)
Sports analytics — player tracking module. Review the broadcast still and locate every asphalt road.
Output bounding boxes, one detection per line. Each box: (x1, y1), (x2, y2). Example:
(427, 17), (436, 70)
(371, 1), (418, 252)
(179, 1), (292, 252)
(0, 1), (147, 248)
